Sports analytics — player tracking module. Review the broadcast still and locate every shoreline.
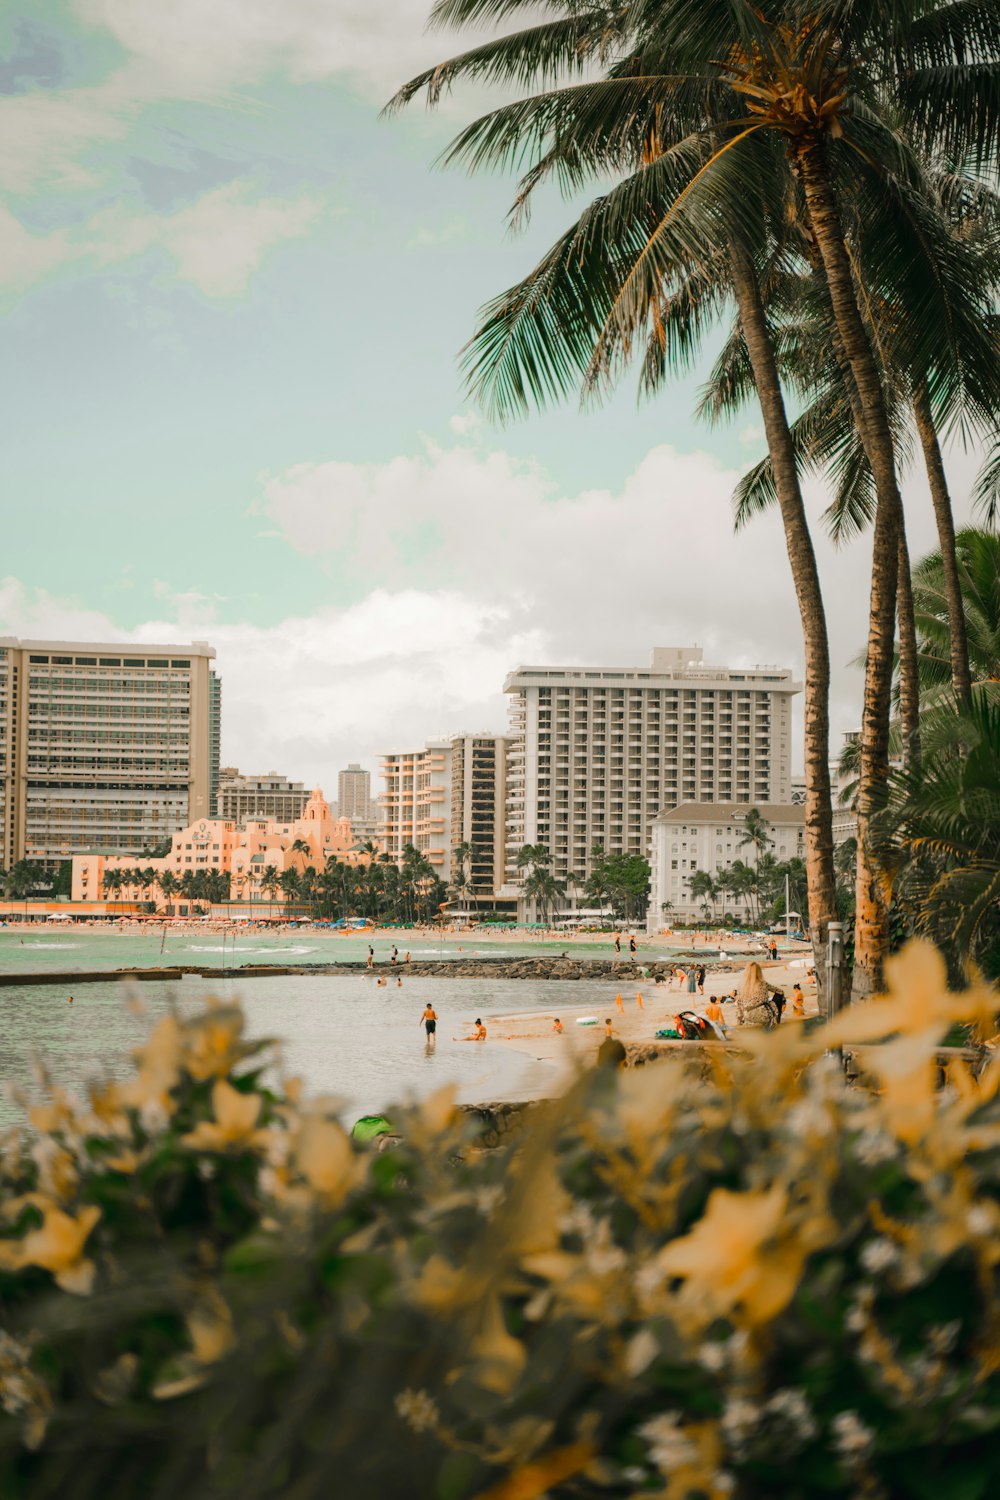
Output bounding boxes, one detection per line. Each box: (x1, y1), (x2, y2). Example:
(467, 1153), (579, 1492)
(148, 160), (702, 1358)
(0, 952), (813, 988)
(483, 960), (820, 1098)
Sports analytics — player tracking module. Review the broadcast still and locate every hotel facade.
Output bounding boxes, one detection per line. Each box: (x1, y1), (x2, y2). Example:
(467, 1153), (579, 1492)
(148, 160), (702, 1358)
(0, 638), (220, 868)
(502, 647), (799, 909)
(72, 787), (363, 905)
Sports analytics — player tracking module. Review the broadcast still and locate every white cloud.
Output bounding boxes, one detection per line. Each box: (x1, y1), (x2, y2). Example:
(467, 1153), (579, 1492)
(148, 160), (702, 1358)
(0, 181), (322, 297)
(75, 0), (502, 95)
(0, 577), (544, 786)
(257, 434), (987, 767)
(2, 432), (982, 788)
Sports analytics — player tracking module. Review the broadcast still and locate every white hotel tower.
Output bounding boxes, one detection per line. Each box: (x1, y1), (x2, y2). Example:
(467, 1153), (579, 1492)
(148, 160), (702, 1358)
(502, 646), (799, 906)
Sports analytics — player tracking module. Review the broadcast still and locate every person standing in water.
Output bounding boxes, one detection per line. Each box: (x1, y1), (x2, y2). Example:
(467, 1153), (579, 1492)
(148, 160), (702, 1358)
(367, 946), (374, 969)
(420, 1003), (437, 1046)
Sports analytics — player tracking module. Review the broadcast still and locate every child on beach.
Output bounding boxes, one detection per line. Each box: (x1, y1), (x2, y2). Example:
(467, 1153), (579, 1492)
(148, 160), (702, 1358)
(705, 996), (725, 1028)
(793, 983), (805, 1017)
(462, 1018), (487, 1041)
(605, 1017), (614, 1037)
(552, 1017), (564, 1034)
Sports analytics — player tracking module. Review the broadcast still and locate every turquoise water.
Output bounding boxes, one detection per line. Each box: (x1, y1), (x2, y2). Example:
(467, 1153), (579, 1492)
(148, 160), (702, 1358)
(0, 971), (626, 1130)
(0, 928), (669, 975)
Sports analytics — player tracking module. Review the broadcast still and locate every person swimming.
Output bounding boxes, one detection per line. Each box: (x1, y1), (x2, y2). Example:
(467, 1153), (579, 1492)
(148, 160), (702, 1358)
(377, 976), (387, 987)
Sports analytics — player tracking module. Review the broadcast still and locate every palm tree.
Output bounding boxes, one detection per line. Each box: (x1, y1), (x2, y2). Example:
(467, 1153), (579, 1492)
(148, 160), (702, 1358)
(738, 808), (772, 874)
(874, 691), (1000, 981)
(260, 865), (280, 916)
(278, 868), (301, 913)
(393, 0), (999, 998)
(158, 869), (178, 913)
(688, 869), (719, 922)
(524, 867), (567, 925)
(910, 530), (1000, 699)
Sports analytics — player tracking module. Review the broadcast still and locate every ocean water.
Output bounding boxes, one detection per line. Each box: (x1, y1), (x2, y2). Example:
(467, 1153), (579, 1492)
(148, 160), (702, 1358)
(0, 927), (669, 975)
(0, 971), (629, 1130)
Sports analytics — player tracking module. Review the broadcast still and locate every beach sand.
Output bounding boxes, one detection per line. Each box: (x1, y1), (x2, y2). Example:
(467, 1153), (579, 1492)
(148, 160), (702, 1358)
(485, 960), (819, 1101)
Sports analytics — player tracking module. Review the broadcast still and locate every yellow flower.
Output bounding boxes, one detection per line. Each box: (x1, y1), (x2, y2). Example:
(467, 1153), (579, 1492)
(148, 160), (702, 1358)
(122, 1014), (182, 1125)
(0, 1202), (101, 1295)
(153, 1288), (236, 1400)
(181, 1004), (253, 1081)
(181, 1079), (272, 1154)
(31, 1138), (78, 1203)
(656, 1185), (806, 1327)
(295, 1115), (360, 1207)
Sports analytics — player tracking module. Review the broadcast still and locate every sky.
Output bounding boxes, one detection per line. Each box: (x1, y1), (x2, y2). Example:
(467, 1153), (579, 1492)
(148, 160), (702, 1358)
(0, 1), (984, 792)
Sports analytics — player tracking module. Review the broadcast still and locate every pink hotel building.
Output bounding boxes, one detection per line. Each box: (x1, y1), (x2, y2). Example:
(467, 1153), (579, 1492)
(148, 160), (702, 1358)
(72, 787), (367, 906)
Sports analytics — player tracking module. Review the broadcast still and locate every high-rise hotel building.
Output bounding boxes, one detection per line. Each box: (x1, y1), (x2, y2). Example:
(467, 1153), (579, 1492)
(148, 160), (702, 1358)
(0, 638), (220, 867)
(503, 646), (798, 899)
(379, 739), (453, 880)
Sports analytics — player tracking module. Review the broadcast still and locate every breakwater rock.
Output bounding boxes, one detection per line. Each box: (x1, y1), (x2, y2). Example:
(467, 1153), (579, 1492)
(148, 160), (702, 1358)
(0, 955), (747, 988)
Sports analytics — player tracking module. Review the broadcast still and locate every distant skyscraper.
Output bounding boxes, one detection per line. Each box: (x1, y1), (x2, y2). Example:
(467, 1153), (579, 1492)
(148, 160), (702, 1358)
(337, 763), (372, 821)
(0, 637), (218, 866)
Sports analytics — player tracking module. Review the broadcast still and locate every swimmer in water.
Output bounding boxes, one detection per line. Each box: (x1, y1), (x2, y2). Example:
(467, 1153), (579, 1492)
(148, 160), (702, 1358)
(68, 995), (74, 1005)
(377, 976), (387, 987)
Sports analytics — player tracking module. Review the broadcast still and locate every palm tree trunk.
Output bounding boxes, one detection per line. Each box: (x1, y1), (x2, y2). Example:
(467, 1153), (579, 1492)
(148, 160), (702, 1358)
(912, 382), (973, 702)
(795, 137), (902, 1001)
(896, 522), (921, 771)
(727, 243), (838, 1012)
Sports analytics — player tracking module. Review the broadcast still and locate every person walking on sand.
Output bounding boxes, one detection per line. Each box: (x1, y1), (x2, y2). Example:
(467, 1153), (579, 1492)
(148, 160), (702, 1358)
(614, 933), (621, 959)
(420, 1003), (437, 1045)
(687, 966), (698, 995)
(696, 964), (706, 996)
(629, 934), (637, 958)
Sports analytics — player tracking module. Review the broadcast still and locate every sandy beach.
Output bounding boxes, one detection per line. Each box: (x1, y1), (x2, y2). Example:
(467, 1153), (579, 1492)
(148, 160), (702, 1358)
(485, 958), (818, 1100)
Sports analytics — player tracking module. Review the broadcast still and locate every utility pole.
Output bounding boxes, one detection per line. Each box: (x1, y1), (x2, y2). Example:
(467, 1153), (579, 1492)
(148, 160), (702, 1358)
(826, 920), (845, 1018)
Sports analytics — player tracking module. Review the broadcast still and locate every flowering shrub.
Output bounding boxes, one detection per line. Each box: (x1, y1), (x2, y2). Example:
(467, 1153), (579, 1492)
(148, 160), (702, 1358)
(1, 943), (999, 1499)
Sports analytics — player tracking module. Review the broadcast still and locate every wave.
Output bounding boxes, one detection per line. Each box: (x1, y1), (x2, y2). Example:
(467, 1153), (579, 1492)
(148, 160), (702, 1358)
(14, 942), (84, 950)
(184, 944), (318, 957)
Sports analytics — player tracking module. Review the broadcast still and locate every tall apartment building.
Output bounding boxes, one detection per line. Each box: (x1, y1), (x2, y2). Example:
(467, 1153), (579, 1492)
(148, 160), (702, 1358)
(503, 646), (799, 903)
(336, 762), (379, 844)
(217, 769), (310, 826)
(379, 739), (452, 879)
(0, 638), (219, 867)
(208, 673), (222, 816)
(450, 733), (513, 905)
